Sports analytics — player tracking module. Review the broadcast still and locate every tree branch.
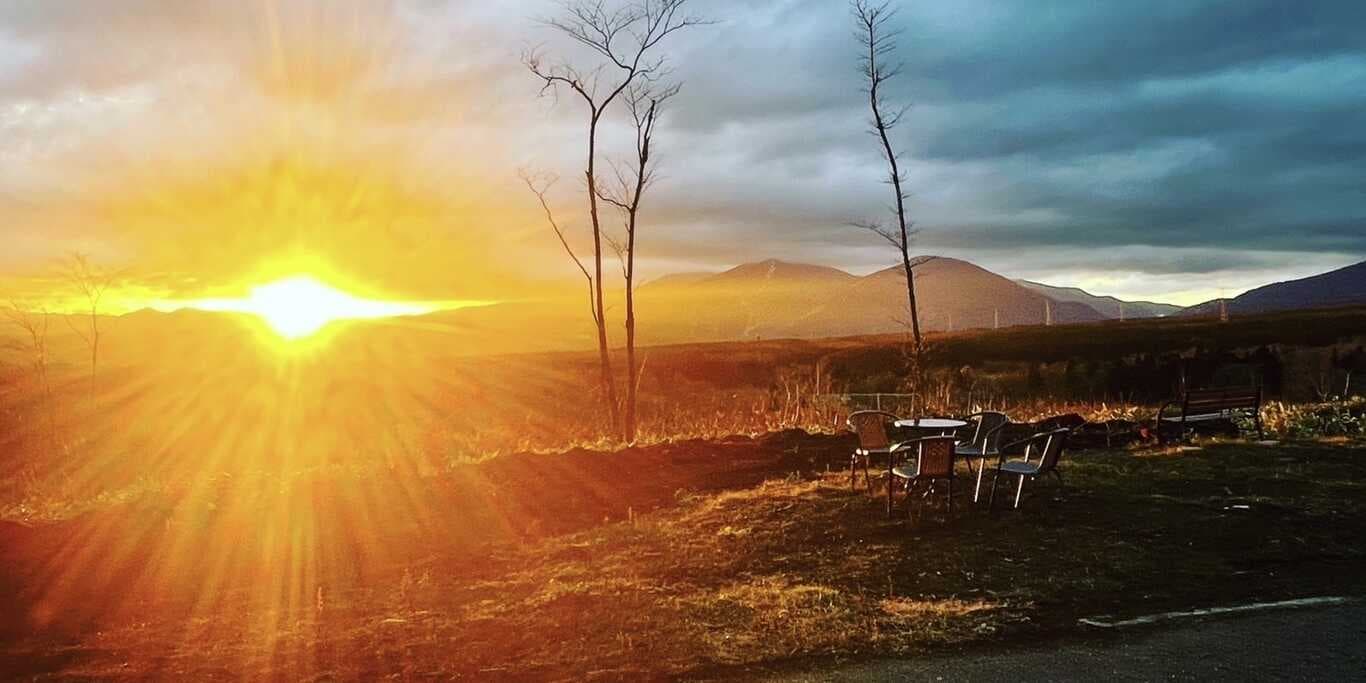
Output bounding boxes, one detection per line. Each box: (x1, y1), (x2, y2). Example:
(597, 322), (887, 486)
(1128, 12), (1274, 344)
(520, 170), (600, 326)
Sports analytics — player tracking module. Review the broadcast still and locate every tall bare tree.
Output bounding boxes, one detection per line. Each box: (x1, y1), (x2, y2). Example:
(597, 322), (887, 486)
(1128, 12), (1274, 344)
(600, 83), (678, 443)
(851, 1), (923, 352)
(524, 0), (706, 437)
(62, 253), (113, 402)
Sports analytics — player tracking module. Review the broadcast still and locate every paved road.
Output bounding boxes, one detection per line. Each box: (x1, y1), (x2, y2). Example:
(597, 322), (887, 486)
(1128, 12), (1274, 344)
(763, 602), (1366, 681)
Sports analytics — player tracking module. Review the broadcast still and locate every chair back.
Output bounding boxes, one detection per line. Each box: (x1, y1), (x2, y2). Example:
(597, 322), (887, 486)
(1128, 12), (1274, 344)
(1031, 428), (1071, 473)
(847, 411), (899, 451)
(965, 411), (1009, 453)
(914, 436), (957, 478)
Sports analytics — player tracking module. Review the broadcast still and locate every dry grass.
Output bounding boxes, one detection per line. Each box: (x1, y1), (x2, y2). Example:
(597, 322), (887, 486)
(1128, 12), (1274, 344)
(10, 438), (1365, 680)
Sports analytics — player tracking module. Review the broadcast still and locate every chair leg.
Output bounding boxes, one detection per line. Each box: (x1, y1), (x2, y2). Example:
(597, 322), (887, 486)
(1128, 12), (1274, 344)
(946, 476), (954, 517)
(1014, 475), (1027, 509)
(850, 454), (858, 490)
(973, 458), (987, 503)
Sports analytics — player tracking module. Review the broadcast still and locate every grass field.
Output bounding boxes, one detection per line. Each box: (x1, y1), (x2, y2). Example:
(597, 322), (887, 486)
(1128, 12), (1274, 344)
(3, 305), (1364, 515)
(5, 436), (1364, 680)
(2, 306), (1365, 679)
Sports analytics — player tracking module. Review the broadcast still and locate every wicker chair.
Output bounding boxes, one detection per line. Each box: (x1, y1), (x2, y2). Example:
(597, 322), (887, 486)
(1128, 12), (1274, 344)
(891, 436), (958, 522)
(988, 428), (1071, 511)
(846, 410), (905, 495)
(956, 411), (1009, 502)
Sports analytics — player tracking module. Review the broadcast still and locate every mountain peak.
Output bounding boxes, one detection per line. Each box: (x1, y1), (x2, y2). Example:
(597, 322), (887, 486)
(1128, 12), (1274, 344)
(708, 259), (857, 284)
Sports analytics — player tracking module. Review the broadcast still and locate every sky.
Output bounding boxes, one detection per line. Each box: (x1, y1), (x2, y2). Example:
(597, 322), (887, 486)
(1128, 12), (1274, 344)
(1, 0), (1363, 307)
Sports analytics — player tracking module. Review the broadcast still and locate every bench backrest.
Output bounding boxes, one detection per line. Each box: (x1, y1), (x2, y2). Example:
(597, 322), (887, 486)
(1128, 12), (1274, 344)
(1182, 386), (1261, 415)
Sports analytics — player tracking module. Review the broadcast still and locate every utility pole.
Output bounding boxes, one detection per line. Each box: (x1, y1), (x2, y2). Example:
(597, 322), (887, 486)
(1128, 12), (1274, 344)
(994, 307), (1000, 330)
(1045, 299), (1053, 326)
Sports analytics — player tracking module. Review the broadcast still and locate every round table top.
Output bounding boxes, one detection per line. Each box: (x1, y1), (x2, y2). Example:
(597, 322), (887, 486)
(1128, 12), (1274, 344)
(894, 417), (969, 429)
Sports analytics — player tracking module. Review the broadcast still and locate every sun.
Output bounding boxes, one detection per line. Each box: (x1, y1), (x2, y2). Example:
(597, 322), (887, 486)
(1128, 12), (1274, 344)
(246, 277), (427, 339)
(187, 276), (437, 340)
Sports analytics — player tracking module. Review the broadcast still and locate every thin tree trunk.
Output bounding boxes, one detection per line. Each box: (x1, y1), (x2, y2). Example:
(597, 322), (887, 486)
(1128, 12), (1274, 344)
(586, 116), (621, 434)
(625, 242), (638, 442)
(624, 182), (639, 442)
(614, 89), (671, 444)
(868, 41), (921, 351)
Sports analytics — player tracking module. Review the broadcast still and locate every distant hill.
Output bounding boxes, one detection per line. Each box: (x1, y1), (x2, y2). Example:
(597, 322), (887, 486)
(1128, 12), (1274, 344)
(1016, 280), (1180, 319)
(636, 256), (1104, 343)
(1183, 260), (1366, 317)
(844, 258), (1104, 332)
(637, 259), (859, 342)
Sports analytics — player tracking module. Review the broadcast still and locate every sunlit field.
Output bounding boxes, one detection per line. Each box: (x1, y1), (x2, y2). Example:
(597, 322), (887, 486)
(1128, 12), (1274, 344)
(5, 0), (1366, 679)
(5, 304), (1363, 517)
(2, 288), (1365, 679)
(3, 301), (1365, 679)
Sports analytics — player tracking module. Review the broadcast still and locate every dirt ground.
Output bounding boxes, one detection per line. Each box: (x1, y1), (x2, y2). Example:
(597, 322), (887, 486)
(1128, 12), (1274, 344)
(3, 435), (1365, 680)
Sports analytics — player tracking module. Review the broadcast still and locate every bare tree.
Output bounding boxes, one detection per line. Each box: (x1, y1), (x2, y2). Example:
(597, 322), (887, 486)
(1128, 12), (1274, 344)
(62, 253), (113, 402)
(600, 83), (678, 443)
(5, 301), (53, 399)
(851, 1), (923, 351)
(524, 0), (706, 438)
(5, 300), (57, 439)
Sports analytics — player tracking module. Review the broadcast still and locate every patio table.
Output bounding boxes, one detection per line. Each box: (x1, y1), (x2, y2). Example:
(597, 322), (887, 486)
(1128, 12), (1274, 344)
(894, 417), (968, 433)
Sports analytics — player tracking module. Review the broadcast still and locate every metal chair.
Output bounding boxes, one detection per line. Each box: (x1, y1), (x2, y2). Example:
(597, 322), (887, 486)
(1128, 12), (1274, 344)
(846, 411), (904, 495)
(891, 436), (958, 522)
(989, 428), (1071, 511)
(956, 411), (1009, 502)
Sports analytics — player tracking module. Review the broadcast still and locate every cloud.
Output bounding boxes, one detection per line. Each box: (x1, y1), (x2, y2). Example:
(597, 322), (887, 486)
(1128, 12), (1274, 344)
(0, 0), (1362, 305)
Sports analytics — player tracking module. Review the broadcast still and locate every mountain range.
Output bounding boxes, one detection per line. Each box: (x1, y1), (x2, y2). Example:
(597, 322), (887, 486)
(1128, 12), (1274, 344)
(1015, 280), (1182, 319)
(635, 257), (1108, 342)
(94, 256), (1366, 355)
(625, 255), (1366, 345)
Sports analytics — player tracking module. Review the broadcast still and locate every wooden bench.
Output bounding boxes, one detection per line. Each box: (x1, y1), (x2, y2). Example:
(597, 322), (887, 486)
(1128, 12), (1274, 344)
(1157, 386), (1263, 443)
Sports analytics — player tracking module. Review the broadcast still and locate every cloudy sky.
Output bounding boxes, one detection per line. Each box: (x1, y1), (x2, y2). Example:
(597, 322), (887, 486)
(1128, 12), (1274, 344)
(2, 0), (1363, 306)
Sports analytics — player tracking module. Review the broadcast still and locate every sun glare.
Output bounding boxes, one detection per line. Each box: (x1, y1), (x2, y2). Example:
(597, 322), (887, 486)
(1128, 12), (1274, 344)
(185, 276), (437, 340)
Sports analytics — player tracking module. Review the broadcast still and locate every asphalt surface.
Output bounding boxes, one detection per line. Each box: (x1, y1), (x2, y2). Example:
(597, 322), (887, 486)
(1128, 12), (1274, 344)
(763, 601), (1366, 681)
